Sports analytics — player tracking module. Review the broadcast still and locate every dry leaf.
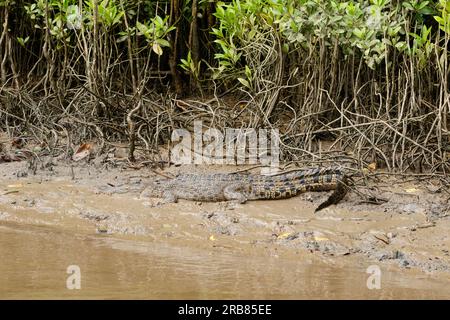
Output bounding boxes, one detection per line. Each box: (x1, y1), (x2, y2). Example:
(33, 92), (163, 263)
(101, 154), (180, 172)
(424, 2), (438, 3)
(72, 143), (92, 161)
(152, 43), (163, 56)
(313, 236), (329, 242)
(367, 162), (377, 172)
(7, 184), (23, 188)
(277, 232), (292, 239)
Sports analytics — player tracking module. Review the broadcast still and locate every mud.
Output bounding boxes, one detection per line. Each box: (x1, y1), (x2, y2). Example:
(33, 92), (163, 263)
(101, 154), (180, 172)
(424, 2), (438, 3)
(1, 158), (450, 299)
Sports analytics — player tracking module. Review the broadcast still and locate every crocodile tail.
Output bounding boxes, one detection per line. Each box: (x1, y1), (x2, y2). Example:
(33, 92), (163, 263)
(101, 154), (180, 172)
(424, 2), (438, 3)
(314, 176), (349, 212)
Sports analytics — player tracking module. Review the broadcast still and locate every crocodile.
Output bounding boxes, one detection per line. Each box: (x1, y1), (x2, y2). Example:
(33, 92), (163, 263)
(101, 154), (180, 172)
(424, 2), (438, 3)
(141, 167), (349, 212)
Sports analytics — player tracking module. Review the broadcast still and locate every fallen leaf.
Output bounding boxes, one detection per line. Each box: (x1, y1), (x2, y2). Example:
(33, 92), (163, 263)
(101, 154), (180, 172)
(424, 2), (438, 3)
(367, 162), (377, 172)
(405, 187), (419, 193)
(72, 143), (93, 161)
(7, 184), (23, 188)
(208, 235), (216, 241)
(277, 232), (292, 239)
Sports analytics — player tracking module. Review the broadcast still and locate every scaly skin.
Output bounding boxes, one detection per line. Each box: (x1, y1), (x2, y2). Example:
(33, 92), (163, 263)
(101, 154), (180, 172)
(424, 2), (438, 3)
(141, 168), (348, 211)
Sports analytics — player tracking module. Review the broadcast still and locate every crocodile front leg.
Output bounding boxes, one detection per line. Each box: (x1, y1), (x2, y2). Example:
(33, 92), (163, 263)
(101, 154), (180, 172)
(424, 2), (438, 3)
(162, 191), (178, 203)
(139, 186), (178, 204)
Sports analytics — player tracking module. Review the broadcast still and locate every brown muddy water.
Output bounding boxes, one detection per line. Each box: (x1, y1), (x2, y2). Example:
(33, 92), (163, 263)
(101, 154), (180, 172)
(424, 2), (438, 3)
(0, 162), (450, 299)
(1, 222), (448, 299)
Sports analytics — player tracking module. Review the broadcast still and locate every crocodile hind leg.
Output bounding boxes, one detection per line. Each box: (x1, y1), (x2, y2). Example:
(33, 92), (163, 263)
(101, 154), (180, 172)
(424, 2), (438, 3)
(315, 176), (349, 212)
(223, 184), (248, 204)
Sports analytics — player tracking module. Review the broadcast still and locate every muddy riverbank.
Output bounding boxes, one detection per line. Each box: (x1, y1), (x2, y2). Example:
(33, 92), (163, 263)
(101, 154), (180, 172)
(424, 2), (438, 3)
(0, 159), (450, 299)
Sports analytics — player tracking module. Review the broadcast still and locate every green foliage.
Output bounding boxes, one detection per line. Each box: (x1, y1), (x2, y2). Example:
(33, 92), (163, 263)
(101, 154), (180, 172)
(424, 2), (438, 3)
(85, 0), (124, 29)
(21, 0), (173, 47)
(6, 0), (450, 88)
(0, 0), (15, 7)
(434, 0), (450, 33)
(23, 0), (81, 43)
(212, 0), (440, 80)
(16, 36), (30, 47)
(13, 0), (445, 75)
(180, 51), (202, 79)
(136, 15), (175, 55)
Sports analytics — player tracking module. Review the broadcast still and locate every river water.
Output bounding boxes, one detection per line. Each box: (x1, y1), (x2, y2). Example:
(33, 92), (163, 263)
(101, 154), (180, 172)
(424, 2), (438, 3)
(1, 221), (448, 299)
